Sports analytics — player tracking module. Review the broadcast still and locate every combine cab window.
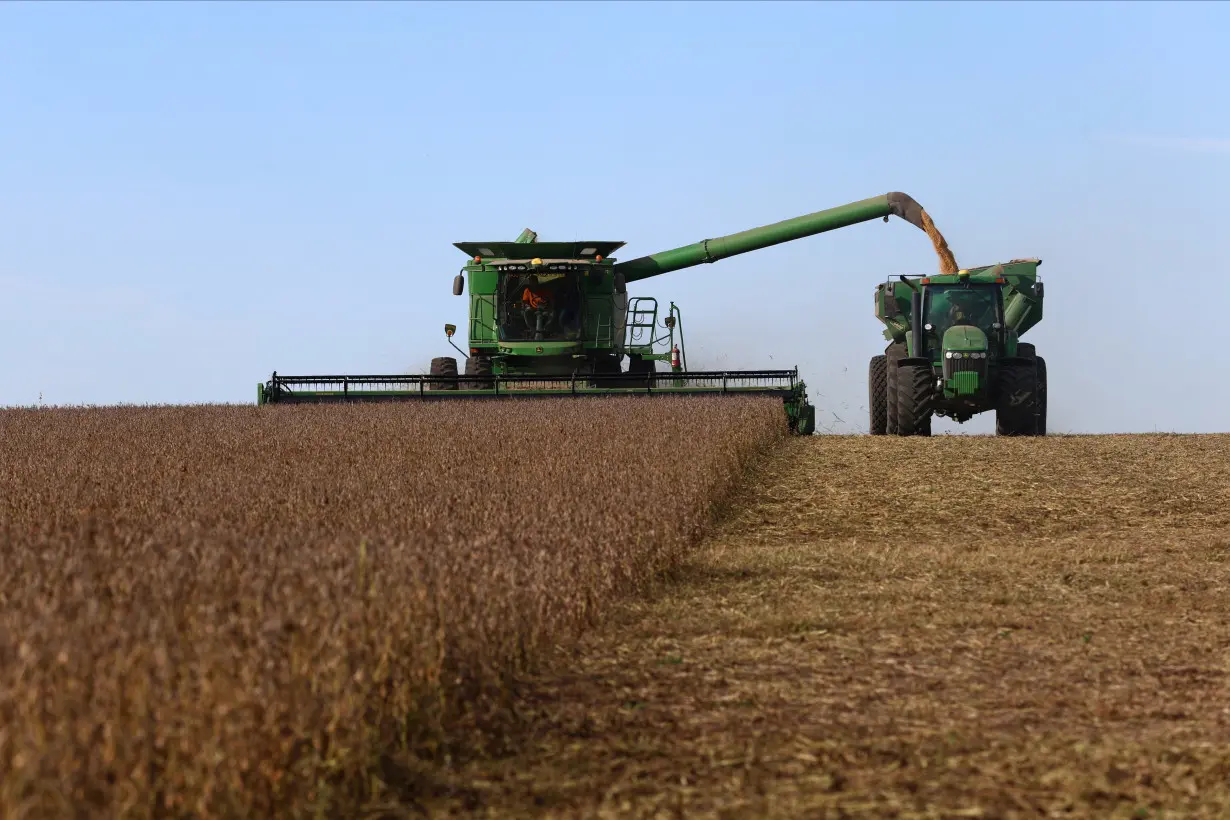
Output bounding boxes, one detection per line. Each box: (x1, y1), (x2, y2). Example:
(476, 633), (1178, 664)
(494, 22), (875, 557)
(498, 271), (584, 342)
(922, 285), (1002, 351)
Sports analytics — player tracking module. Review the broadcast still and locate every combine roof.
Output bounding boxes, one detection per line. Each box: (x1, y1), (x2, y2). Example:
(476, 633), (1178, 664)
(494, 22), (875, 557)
(454, 241), (625, 260)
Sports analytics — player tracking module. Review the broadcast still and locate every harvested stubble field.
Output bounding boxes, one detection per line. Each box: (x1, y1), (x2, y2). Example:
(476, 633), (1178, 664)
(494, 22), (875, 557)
(0, 397), (785, 817)
(421, 433), (1230, 819)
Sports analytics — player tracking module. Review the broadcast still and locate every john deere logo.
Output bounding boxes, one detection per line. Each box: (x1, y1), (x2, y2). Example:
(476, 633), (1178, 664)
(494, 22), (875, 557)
(536, 346), (544, 353)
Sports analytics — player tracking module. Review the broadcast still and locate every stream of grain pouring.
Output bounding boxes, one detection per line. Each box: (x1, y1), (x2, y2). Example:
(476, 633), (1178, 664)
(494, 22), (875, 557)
(920, 209), (960, 274)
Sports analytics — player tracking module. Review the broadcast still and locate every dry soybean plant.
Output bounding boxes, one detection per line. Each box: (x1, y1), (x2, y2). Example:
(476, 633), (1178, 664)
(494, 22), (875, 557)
(0, 396), (784, 817)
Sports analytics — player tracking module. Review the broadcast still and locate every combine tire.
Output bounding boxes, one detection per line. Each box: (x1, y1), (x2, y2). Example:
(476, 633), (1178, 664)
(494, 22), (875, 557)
(885, 342), (906, 435)
(429, 356), (459, 391)
(894, 361), (934, 436)
(462, 355), (493, 389)
(995, 362), (1039, 435)
(588, 355), (622, 387)
(625, 355), (655, 388)
(1036, 355), (1047, 435)
(868, 355), (888, 434)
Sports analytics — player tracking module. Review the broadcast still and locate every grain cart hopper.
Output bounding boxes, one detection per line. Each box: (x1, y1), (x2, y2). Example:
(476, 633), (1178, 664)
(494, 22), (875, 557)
(259, 192), (935, 435)
(868, 259), (1046, 436)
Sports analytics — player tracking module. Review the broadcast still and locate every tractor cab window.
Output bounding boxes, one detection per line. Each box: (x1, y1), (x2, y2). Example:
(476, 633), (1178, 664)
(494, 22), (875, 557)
(922, 285), (1001, 348)
(497, 268), (584, 342)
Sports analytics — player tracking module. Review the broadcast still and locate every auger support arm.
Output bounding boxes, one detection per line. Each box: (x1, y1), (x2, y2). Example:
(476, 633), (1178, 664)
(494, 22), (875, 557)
(613, 192), (929, 283)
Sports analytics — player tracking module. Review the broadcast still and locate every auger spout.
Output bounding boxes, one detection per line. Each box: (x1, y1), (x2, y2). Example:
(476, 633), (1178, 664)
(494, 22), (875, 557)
(613, 192), (928, 283)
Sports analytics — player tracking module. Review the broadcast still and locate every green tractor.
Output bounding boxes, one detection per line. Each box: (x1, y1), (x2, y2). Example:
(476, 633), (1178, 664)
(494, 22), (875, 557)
(259, 191), (953, 436)
(869, 259), (1047, 436)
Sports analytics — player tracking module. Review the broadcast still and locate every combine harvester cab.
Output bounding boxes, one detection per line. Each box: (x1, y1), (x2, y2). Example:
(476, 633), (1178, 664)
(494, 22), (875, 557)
(259, 193), (939, 436)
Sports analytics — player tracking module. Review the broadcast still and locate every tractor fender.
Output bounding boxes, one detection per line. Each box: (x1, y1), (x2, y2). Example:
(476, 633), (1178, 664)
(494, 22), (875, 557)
(897, 357), (933, 368)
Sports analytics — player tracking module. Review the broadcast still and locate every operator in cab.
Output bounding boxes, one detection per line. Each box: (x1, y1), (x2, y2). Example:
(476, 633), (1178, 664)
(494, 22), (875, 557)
(521, 274), (551, 310)
(946, 289), (994, 328)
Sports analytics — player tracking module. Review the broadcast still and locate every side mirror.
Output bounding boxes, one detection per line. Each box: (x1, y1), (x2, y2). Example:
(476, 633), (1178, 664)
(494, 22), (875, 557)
(444, 324), (456, 338)
(452, 274), (464, 296)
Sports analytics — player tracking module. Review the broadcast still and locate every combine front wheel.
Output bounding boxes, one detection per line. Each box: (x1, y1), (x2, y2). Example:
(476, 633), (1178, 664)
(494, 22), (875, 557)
(894, 362), (934, 437)
(868, 355), (887, 435)
(429, 356), (459, 390)
(625, 355), (655, 388)
(463, 355), (493, 389)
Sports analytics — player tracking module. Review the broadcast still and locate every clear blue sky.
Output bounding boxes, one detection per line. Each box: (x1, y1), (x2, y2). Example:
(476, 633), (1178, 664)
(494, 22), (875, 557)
(3, 0), (1227, 433)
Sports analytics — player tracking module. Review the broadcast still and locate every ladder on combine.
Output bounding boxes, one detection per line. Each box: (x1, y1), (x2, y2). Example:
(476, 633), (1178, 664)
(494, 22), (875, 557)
(625, 297), (658, 354)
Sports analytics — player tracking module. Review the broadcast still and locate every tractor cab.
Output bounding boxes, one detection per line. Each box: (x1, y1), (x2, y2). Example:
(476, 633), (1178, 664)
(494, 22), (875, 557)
(920, 282), (1004, 359)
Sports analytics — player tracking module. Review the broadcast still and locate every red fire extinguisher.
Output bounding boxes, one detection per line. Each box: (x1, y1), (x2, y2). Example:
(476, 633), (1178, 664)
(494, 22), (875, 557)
(671, 344), (681, 371)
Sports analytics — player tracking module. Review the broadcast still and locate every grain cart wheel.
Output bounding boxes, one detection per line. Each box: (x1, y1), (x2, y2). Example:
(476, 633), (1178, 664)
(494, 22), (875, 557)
(1035, 355), (1048, 436)
(462, 355), (493, 389)
(995, 362), (1039, 436)
(429, 356), (459, 390)
(894, 361), (934, 437)
(868, 355), (888, 435)
(885, 342), (906, 435)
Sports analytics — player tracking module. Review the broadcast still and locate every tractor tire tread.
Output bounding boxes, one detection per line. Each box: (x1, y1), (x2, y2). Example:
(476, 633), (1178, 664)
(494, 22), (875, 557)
(995, 361), (1039, 435)
(869, 355), (888, 435)
(895, 362), (934, 437)
(885, 342), (906, 435)
(1036, 355), (1047, 436)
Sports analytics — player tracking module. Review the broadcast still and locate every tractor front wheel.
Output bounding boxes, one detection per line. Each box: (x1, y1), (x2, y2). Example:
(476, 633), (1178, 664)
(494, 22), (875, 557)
(885, 342), (906, 434)
(895, 362), (934, 437)
(429, 356), (459, 390)
(995, 362), (1039, 435)
(868, 355), (888, 435)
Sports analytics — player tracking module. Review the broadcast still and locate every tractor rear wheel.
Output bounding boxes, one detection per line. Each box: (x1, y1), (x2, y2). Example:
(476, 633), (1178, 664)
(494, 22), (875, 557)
(885, 342), (906, 434)
(1036, 355), (1048, 435)
(894, 362), (934, 436)
(868, 355), (888, 435)
(462, 355), (493, 389)
(995, 362), (1039, 435)
(429, 356), (459, 390)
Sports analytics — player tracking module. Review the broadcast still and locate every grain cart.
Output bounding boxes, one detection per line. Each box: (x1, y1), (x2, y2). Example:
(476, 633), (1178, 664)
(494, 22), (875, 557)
(259, 192), (936, 435)
(869, 259), (1046, 436)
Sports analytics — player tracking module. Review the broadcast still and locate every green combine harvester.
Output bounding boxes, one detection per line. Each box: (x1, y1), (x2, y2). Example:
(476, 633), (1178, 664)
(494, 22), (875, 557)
(869, 259), (1047, 436)
(258, 192), (947, 434)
